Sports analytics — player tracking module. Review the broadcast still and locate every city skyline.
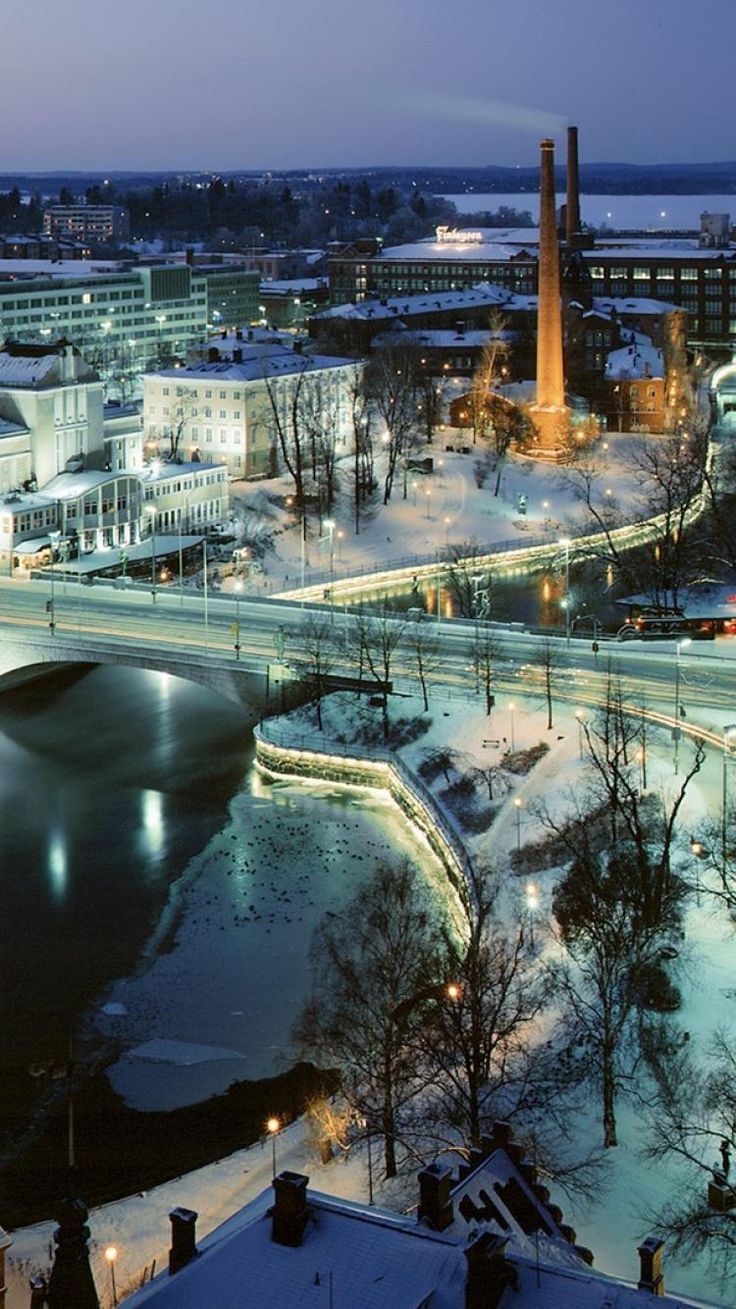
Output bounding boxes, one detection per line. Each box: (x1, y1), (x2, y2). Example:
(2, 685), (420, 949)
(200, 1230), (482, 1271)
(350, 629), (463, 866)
(0, 0), (732, 172)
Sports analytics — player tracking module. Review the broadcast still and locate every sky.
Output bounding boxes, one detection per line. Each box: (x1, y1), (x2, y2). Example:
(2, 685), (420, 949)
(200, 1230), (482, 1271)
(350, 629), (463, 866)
(1, 0), (733, 173)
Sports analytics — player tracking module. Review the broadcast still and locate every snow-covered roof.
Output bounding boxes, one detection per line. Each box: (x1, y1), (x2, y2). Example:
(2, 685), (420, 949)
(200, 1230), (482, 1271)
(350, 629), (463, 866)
(124, 1186), (465, 1309)
(148, 352), (355, 384)
(260, 278), (326, 293)
(0, 258), (121, 280)
(0, 350), (58, 387)
(314, 282), (532, 323)
(42, 469), (128, 499)
(0, 415), (29, 439)
(605, 343), (664, 381)
(372, 328), (500, 350)
(595, 295), (679, 316)
(379, 234), (537, 262)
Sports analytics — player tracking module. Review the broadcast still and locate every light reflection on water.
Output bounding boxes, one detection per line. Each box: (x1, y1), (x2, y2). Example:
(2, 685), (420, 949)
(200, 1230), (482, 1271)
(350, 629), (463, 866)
(0, 663), (256, 1153)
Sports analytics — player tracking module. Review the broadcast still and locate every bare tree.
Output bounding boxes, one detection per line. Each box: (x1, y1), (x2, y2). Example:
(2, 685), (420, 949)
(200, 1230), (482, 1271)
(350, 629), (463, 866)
(420, 867), (551, 1149)
(366, 343), (421, 504)
(289, 615), (336, 731)
(293, 859), (445, 1179)
(263, 363), (310, 509)
(531, 639), (565, 731)
(640, 1030), (736, 1289)
(347, 366), (375, 536)
(355, 610), (407, 739)
(404, 622), (440, 712)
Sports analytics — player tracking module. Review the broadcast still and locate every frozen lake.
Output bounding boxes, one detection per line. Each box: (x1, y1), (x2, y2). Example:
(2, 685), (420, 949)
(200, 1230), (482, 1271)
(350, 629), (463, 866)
(441, 191), (735, 231)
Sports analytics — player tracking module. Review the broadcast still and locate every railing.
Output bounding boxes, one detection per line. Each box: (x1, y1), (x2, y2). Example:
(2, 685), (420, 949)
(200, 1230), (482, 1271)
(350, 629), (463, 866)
(254, 719), (475, 892)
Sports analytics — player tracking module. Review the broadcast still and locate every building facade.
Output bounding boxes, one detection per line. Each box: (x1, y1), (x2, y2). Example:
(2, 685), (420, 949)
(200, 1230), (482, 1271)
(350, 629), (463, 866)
(143, 347), (360, 479)
(43, 203), (130, 246)
(0, 259), (260, 378)
(0, 340), (105, 489)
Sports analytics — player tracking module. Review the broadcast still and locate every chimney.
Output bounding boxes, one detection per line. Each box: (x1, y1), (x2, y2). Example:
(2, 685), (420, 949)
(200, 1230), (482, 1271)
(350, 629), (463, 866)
(530, 138), (567, 453)
(45, 1197), (100, 1309)
(566, 126), (582, 245)
(272, 1172), (309, 1247)
(236, 329), (243, 340)
(465, 1233), (517, 1309)
(0, 1227), (10, 1309)
(293, 339), (304, 354)
(637, 1236), (665, 1296)
(208, 347), (220, 363)
(232, 348), (243, 364)
(418, 1162), (454, 1231)
(29, 1274), (47, 1307)
(169, 1207), (198, 1275)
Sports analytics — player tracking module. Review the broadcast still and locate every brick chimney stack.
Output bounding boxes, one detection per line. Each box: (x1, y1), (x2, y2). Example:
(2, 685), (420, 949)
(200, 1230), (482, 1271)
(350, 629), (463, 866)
(168, 1207), (199, 1275)
(566, 126), (582, 245)
(530, 138), (568, 454)
(271, 1172), (310, 1247)
(418, 1162), (454, 1231)
(637, 1236), (665, 1296)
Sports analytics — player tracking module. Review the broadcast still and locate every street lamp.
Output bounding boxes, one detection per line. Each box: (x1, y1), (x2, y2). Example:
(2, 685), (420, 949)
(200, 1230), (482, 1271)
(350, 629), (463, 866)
(722, 724), (736, 867)
(525, 881), (539, 948)
(444, 516), (451, 548)
(574, 708), (585, 759)
(673, 638), (692, 774)
(558, 537), (571, 645)
(513, 797), (522, 852)
(266, 1116), (281, 1178)
(425, 487), (432, 519)
(105, 1246), (118, 1307)
(323, 518), (335, 605)
(508, 702), (516, 753)
(144, 503), (157, 602)
(233, 579), (243, 660)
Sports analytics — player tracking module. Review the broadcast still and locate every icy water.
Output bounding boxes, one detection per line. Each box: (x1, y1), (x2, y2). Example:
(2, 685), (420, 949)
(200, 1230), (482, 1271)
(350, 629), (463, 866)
(0, 663), (257, 1154)
(0, 662), (447, 1148)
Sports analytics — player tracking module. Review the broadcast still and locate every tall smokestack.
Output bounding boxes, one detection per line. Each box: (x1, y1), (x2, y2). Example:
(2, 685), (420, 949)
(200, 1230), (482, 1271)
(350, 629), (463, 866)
(566, 126), (581, 244)
(531, 138), (568, 454)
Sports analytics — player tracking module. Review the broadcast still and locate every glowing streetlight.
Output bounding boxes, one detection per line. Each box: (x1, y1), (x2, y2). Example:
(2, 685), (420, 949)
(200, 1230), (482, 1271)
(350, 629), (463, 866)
(105, 1246), (118, 1307)
(673, 638), (692, 774)
(444, 515), (451, 548)
(558, 537), (572, 645)
(267, 1116), (281, 1177)
(525, 881), (539, 948)
(513, 797), (523, 852)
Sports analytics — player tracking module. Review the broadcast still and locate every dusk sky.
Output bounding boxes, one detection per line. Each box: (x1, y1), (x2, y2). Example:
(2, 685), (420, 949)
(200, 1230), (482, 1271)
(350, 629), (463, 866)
(2, 0), (733, 172)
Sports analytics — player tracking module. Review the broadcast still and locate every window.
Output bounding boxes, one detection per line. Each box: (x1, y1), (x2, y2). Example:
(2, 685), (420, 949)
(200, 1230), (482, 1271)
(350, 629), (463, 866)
(162, 387), (169, 396)
(219, 390), (227, 399)
(219, 410), (227, 419)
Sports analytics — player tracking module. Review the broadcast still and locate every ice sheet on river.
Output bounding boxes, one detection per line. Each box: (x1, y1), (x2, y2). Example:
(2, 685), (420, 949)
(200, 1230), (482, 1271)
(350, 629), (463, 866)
(126, 1038), (248, 1066)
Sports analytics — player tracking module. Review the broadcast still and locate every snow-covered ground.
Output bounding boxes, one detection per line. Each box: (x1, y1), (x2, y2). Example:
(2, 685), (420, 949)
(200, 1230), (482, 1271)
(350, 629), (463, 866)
(221, 433), (651, 597)
(6, 684), (736, 1306)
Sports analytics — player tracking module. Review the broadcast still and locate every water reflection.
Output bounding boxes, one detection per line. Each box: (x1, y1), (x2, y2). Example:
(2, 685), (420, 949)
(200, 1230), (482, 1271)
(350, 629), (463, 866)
(0, 664), (256, 1156)
(47, 831), (67, 899)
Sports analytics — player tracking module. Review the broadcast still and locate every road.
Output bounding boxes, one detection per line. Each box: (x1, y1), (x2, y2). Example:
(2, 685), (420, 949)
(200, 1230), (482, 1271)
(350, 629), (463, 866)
(2, 575), (735, 753)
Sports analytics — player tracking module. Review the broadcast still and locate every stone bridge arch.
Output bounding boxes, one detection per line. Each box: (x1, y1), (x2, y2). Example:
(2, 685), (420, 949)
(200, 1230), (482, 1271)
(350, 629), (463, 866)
(0, 634), (276, 713)
(710, 362), (736, 426)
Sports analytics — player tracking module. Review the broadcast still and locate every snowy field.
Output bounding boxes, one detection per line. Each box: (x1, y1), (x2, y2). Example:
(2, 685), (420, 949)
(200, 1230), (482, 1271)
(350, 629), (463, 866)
(441, 192), (735, 232)
(224, 432), (650, 598)
(6, 684), (736, 1306)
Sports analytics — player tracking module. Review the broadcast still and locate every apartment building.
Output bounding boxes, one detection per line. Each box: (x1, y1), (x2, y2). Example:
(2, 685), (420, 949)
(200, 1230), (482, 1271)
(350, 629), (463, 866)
(143, 345), (360, 479)
(43, 203), (130, 246)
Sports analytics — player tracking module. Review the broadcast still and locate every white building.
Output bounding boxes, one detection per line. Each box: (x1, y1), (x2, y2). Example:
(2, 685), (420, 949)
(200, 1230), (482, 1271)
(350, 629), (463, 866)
(143, 346), (360, 480)
(0, 340), (105, 490)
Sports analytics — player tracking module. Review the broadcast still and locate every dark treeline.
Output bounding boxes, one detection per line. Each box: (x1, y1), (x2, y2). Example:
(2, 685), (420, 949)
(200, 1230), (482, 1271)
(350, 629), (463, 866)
(0, 175), (459, 248)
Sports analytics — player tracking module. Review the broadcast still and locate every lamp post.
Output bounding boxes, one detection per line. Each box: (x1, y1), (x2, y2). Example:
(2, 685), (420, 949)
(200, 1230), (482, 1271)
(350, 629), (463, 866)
(508, 702), (516, 753)
(525, 881), (539, 949)
(574, 708), (585, 759)
(513, 797), (522, 852)
(722, 725), (736, 867)
(358, 1115), (374, 1205)
(673, 638), (692, 774)
(323, 518), (335, 607)
(444, 516), (451, 548)
(267, 1116), (281, 1178)
(145, 503), (157, 602)
(558, 537), (571, 645)
(425, 487), (431, 520)
(233, 579), (243, 660)
(105, 1246), (118, 1307)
